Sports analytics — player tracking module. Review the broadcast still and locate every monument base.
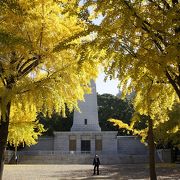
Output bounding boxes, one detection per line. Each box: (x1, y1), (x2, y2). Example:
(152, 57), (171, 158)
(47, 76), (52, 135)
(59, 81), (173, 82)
(54, 131), (118, 155)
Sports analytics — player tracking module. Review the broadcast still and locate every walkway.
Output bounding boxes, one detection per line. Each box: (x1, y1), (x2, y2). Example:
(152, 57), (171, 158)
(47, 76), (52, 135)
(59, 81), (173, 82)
(3, 164), (180, 180)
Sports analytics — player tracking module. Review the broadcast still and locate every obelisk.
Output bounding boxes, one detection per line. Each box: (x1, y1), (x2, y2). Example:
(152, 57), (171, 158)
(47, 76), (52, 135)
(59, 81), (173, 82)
(71, 80), (101, 131)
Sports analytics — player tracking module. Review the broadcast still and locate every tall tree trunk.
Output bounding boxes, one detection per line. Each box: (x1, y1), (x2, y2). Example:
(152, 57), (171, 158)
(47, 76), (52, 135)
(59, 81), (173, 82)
(148, 118), (157, 180)
(0, 102), (11, 180)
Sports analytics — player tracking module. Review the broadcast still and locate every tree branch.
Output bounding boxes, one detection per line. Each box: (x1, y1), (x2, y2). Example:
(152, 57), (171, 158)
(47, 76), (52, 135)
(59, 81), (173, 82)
(161, 0), (171, 10)
(18, 55), (41, 79)
(166, 70), (180, 99)
(18, 56), (38, 73)
(53, 24), (99, 52)
(148, 0), (164, 11)
(123, 0), (165, 53)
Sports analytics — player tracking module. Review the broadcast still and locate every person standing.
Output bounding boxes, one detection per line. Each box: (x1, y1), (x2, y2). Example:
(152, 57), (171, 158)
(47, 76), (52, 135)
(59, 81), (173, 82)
(93, 154), (100, 175)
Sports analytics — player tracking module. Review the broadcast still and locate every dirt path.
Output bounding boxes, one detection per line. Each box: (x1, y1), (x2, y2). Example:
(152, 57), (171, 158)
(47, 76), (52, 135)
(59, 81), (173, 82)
(3, 164), (180, 180)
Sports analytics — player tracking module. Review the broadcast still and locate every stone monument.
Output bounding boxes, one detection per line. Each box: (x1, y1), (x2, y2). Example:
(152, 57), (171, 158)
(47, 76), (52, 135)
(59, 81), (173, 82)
(19, 80), (148, 164)
(71, 80), (101, 132)
(54, 80), (118, 154)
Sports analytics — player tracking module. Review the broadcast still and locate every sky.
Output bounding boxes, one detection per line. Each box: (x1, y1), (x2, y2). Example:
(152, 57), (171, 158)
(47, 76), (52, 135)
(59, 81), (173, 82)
(96, 73), (119, 95)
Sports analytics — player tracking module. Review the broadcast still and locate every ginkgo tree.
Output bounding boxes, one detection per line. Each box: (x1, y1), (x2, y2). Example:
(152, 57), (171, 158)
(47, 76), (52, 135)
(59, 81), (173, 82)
(8, 108), (45, 160)
(154, 103), (180, 148)
(0, 0), (104, 179)
(8, 105), (45, 148)
(81, 0), (180, 179)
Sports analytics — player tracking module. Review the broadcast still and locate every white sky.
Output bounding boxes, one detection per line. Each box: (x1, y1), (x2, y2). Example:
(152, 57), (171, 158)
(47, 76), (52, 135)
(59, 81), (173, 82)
(96, 73), (119, 95)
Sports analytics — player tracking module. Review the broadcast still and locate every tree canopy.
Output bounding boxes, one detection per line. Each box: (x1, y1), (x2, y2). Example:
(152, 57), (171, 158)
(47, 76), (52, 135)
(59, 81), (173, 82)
(80, 0), (180, 148)
(154, 103), (180, 148)
(0, 0), (102, 146)
(82, 0), (180, 123)
(0, 1), (104, 178)
(81, 1), (179, 179)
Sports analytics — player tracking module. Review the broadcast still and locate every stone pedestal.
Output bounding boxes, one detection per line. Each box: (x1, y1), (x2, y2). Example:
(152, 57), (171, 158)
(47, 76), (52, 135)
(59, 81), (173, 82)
(54, 131), (118, 154)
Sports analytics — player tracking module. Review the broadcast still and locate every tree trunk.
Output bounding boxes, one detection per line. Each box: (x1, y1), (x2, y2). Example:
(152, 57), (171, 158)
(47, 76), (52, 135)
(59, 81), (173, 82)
(0, 102), (11, 180)
(148, 118), (157, 180)
(166, 70), (180, 100)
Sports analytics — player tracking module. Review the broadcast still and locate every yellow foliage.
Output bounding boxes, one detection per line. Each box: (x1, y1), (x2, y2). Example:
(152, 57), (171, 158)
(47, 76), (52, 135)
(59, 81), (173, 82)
(81, 0), (180, 138)
(0, 0), (100, 147)
(109, 118), (148, 142)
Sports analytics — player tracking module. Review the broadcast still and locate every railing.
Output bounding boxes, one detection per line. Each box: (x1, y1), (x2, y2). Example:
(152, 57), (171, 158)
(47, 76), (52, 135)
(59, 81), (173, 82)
(18, 151), (95, 156)
(14, 150), (149, 157)
(5, 150), (14, 163)
(17, 150), (121, 156)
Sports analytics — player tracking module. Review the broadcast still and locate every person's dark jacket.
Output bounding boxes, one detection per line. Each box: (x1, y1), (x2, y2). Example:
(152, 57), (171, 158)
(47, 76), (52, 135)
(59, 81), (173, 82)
(93, 157), (100, 166)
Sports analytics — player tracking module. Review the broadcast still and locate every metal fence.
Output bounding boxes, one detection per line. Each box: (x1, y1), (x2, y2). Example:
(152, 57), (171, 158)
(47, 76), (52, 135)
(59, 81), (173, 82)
(17, 150), (115, 156)
(17, 150), (95, 156)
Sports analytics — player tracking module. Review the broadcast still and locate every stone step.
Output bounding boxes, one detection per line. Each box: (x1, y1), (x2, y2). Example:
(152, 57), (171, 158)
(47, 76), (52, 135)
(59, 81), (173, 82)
(18, 154), (149, 164)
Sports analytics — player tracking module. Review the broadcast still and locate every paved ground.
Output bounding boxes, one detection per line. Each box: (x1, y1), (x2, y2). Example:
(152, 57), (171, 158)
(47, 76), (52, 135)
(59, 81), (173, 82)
(3, 164), (180, 180)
